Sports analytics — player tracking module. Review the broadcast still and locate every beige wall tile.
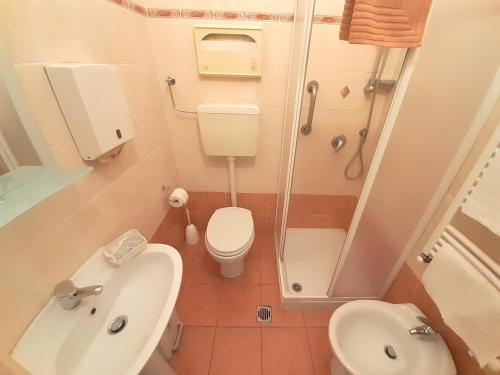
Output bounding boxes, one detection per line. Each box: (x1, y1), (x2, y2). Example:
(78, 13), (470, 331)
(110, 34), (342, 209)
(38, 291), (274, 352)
(119, 64), (164, 112)
(308, 25), (378, 73)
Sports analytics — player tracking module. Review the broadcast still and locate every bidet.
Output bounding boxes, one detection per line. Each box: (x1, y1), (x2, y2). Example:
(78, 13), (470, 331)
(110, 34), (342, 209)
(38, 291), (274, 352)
(328, 300), (456, 375)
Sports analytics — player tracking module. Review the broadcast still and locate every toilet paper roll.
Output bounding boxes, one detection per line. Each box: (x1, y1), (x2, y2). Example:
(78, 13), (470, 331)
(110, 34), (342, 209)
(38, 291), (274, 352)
(169, 188), (189, 208)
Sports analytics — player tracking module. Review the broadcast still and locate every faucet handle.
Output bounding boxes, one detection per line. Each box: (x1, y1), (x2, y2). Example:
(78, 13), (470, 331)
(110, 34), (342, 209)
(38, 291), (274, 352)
(53, 280), (103, 310)
(53, 280), (78, 299)
(414, 316), (439, 335)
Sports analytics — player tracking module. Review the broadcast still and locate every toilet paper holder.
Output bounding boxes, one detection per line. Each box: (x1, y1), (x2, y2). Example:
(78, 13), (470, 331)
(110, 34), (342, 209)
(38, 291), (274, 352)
(163, 185), (200, 245)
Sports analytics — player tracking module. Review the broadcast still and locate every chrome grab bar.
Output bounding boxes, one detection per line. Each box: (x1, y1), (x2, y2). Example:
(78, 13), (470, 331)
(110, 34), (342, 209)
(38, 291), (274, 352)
(300, 80), (319, 135)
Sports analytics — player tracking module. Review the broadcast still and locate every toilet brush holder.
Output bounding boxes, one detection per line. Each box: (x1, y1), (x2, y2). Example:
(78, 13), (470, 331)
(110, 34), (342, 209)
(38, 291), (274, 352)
(185, 223), (200, 245)
(184, 207), (199, 245)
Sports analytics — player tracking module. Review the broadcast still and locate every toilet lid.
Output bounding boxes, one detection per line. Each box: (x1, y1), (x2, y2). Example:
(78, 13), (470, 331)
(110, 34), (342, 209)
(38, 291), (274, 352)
(206, 207), (254, 256)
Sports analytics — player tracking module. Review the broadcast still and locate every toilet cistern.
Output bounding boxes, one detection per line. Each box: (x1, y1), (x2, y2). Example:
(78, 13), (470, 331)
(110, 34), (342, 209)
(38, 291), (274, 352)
(197, 103), (260, 207)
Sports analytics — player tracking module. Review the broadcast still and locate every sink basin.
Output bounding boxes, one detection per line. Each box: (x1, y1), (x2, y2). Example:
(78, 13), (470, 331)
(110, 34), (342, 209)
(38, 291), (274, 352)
(329, 300), (456, 375)
(12, 243), (182, 375)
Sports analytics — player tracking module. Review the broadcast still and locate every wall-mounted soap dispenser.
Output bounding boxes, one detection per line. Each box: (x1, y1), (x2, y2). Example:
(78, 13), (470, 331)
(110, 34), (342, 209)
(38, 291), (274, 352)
(45, 64), (135, 161)
(194, 25), (262, 77)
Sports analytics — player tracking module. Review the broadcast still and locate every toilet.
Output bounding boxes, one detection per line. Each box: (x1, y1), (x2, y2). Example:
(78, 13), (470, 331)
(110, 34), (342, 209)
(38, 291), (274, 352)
(205, 207), (254, 278)
(197, 103), (260, 278)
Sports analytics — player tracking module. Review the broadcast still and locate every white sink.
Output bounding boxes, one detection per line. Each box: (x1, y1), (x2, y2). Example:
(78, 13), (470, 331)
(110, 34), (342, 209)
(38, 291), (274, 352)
(329, 300), (456, 375)
(12, 243), (182, 375)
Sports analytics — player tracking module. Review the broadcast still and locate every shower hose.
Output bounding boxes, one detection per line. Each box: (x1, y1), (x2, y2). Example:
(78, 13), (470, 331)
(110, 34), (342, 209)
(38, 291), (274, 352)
(344, 48), (389, 180)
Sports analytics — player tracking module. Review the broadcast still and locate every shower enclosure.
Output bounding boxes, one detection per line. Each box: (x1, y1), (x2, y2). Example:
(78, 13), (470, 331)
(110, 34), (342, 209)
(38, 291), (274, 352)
(275, 0), (409, 305)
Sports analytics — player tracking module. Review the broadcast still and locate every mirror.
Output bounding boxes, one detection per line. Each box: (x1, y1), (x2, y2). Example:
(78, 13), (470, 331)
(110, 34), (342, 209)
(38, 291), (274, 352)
(0, 78), (42, 174)
(0, 39), (92, 227)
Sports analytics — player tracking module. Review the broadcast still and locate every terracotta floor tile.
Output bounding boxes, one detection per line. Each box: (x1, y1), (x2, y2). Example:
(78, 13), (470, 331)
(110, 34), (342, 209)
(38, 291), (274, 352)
(183, 248), (223, 284)
(383, 263), (420, 303)
(303, 308), (335, 327)
(181, 237), (207, 253)
(261, 250), (278, 285)
(259, 233), (276, 255)
(209, 327), (262, 375)
(261, 284), (304, 327)
(307, 327), (332, 375)
(218, 284), (261, 327)
(176, 283), (222, 326)
(262, 327), (314, 375)
(224, 248), (261, 285)
(169, 326), (215, 375)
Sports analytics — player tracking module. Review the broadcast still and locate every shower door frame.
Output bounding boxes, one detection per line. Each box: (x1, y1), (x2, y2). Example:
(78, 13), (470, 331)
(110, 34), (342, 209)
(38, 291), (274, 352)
(275, 1), (421, 304)
(275, 0), (316, 262)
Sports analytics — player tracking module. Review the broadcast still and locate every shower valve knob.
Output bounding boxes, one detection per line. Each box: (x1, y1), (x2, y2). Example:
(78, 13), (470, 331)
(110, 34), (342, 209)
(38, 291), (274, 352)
(331, 135), (347, 153)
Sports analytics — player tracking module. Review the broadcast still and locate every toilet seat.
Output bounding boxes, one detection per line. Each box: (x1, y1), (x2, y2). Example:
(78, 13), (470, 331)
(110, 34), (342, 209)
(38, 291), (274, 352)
(206, 207), (254, 257)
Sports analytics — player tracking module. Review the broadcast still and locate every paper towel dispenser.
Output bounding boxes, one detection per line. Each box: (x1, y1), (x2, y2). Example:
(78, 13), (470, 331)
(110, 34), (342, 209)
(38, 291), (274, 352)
(194, 25), (262, 77)
(45, 64), (135, 160)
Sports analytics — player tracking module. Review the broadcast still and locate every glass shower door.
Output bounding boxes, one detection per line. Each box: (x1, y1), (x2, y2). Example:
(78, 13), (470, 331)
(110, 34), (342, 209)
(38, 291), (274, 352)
(276, 0), (407, 300)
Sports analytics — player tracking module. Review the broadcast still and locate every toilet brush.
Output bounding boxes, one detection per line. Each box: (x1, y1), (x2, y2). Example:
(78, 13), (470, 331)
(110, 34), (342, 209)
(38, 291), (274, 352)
(184, 207), (200, 245)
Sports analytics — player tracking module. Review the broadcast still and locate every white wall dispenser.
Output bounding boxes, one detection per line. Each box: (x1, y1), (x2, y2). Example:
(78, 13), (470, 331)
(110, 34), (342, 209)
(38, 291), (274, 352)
(193, 25), (262, 77)
(45, 64), (135, 160)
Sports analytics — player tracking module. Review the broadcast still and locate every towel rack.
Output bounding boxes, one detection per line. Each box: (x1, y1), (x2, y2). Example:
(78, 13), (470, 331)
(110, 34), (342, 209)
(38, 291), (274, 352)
(418, 128), (500, 280)
(460, 143), (499, 209)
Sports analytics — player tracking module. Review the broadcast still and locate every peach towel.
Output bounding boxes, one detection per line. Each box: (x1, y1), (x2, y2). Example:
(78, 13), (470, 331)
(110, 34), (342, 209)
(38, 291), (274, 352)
(339, 0), (433, 47)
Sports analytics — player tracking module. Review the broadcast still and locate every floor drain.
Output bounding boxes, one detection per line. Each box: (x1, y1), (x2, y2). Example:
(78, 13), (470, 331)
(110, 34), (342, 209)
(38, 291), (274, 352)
(384, 345), (398, 359)
(292, 282), (302, 293)
(257, 306), (272, 322)
(108, 315), (128, 335)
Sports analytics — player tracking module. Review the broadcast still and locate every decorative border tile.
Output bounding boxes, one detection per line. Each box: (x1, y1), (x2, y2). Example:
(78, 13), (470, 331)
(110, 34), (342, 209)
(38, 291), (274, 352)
(313, 15), (342, 24)
(129, 1), (146, 16)
(340, 85), (351, 98)
(104, 0), (340, 25)
(214, 11), (246, 20)
(279, 13), (295, 22)
(246, 12), (280, 22)
(147, 8), (180, 18)
(180, 9), (214, 19)
(106, 0), (129, 10)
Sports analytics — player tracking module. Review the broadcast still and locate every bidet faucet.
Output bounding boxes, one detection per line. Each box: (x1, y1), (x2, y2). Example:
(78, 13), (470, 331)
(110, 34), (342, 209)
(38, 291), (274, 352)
(53, 280), (103, 310)
(409, 316), (438, 336)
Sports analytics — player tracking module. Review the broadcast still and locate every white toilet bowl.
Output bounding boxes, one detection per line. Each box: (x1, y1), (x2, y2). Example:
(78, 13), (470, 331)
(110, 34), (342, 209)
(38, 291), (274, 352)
(328, 300), (456, 375)
(205, 207), (254, 278)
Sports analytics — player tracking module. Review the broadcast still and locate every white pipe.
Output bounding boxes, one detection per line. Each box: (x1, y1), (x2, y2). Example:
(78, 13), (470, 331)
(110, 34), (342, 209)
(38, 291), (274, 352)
(227, 156), (237, 207)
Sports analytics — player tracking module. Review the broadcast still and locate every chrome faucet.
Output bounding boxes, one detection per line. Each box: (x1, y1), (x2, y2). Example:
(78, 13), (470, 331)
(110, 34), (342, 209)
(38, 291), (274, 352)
(409, 316), (438, 336)
(53, 280), (103, 310)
